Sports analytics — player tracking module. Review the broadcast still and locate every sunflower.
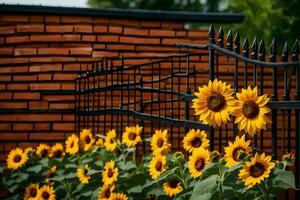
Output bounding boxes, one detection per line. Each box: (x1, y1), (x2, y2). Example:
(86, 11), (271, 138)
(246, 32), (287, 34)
(36, 144), (50, 158)
(110, 193), (128, 200)
(98, 184), (115, 200)
(39, 185), (56, 200)
(80, 129), (95, 152)
(77, 164), (91, 184)
(188, 147), (211, 178)
(149, 154), (167, 180)
(24, 183), (40, 200)
(6, 148), (28, 170)
(163, 179), (183, 197)
(224, 135), (252, 167)
(49, 143), (64, 158)
(122, 125), (143, 147)
(192, 79), (237, 127)
(183, 129), (209, 153)
(96, 138), (104, 147)
(46, 166), (57, 185)
(239, 153), (275, 187)
(150, 129), (171, 155)
(65, 134), (79, 155)
(24, 147), (34, 155)
(233, 86), (272, 136)
(104, 129), (118, 152)
(102, 160), (118, 185)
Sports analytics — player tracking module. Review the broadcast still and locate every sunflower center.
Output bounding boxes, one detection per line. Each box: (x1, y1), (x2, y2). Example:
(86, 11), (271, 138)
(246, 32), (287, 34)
(42, 191), (50, 199)
(128, 132), (137, 140)
(13, 155), (21, 163)
(84, 169), (88, 175)
(105, 188), (111, 198)
(195, 158), (205, 171)
(249, 162), (265, 178)
(232, 147), (245, 162)
(155, 161), (162, 171)
(70, 142), (74, 148)
(54, 150), (62, 157)
(191, 137), (202, 148)
(169, 180), (179, 188)
(85, 136), (91, 144)
(41, 149), (48, 157)
(30, 188), (37, 197)
(157, 139), (164, 148)
(242, 101), (259, 119)
(108, 168), (113, 177)
(207, 93), (226, 112)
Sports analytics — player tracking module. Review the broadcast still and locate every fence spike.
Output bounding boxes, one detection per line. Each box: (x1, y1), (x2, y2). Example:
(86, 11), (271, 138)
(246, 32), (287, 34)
(292, 39), (299, 61)
(217, 26), (224, 47)
(233, 32), (240, 53)
(251, 37), (257, 59)
(258, 39), (265, 61)
(226, 30), (233, 51)
(281, 41), (288, 62)
(242, 38), (249, 57)
(208, 24), (215, 44)
(269, 37), (277, 62)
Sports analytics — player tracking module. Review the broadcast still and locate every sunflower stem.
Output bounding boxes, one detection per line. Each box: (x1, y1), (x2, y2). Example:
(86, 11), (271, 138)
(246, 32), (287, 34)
(217, 160), (224, 199)
(258, 183), (268, 199)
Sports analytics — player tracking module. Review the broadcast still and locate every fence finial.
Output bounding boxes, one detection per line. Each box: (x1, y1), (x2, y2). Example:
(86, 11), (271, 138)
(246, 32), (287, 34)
(233, 32), (240, 53)
(258, 39), (265, 61)
(269, 37), (277, 62)
(242, 38), (249, 57)
(281, 41), (288, 62)
(292, 39), (299, 61)
(217, 26), (224, 47)
(251, 37), (257, 59)
(208, 24), (215, 44)
(226, 30), (233, 51)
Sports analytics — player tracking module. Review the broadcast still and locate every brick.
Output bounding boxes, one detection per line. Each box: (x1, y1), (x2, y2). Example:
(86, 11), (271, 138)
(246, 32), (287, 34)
(16, 25), (44, 32)
(0, 133), (28, 141)
(46, 25), (73, 33)
(13, 75), (37, 81)
(187, 30), (208, 38)
(0, 114), (61, 122)
(29, 64), (62, 72)
(93, 44), (106, 50)
(53, 123), (74, 131)
(92, 51), (118, 58)
(43, 95), (74, 101)
(119, 36), (160, 44)
(0, 57), (29, 64)
(38, 48), (69, 55)
(29, 83), (60, 90)
(13, 123), (33, 131)
(0, 84), (6, 90)
(0, 26), (15, 35)
(61, 16), (92, 23)
(14, 48), (37, 56)
(82, 35), (96, 42)
(124, 28), (148, 36)
(0, 102), (27, 109)
(0, 66), (28, 74)
(30, 16), (44, 22)
(0, 37), (4, 44)
(63, 63), (81, 71)
(45, 16), (60, 22)
(93, 25), (108, 33)
(14, 92), (40, 100)
(74, 25), (92, 33)
(4, 142), (17, 151)
(6, 36), (30, 44)
(176, 31), (186, 37)
(97, 35), (119, 43)
(34, 123), (50, 131)
(0, 92), (12, 100)
(29, 101), (48, 109)
(50, 103), (74, 109)
(141, 21), (161, 28)
(0, 75), (11, 81)
(110, 19), (139, 26)
(0, 47), (13, 55)
(161, 22), (184, 29)
(70, 47), (92, 56)
(162, 38), (192, 45)
(38, 74), (52, 81)
(93, 17), (110, 24)
(53, 73), (77, 81)
(50, 57), (76, 62)
(61, 83), (74, 90)
(0, 123), (11, 130)
(149, 29), (175, 37)
(7, 84), (28, 90)
(30, 133), (65, 140)
(109, 26), (122, 33)
(63, 115), (74, 121)
(62, 34), (81, 41)
(107, 44), (135, 51)
(0, 15), (29, 22)
(31, 35), (62, 42)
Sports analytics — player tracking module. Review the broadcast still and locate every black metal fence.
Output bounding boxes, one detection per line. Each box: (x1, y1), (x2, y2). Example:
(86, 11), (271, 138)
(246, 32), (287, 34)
(75, 25), (300, 199)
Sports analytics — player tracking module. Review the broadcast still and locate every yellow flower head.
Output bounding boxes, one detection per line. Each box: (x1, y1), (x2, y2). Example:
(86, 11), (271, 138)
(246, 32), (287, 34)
(104, 129), (118, 152)
(65, 134), (79, 155)
(192, 79), (236, 127)
(24, 183), (40, 200)
(150, 129), (171, 155)
(77, 164), (91, 184)
(239, 153), (275, 187)
(163, 179), (183, 197)
(96, 138), (104, 147)
(122, 125), (143, 147)
(24, 147), (35, 155)
(224, 135), (252, 167)
(233, 86), (272, 136)
(188, 147), (211, 178)
(7, 148), (28, 170)
(98, 184), (115, 200)
(80, 129), (95, 152)
(36, 144), (50, 158)
(46, 166), (57, 185)
(183, 129), (209, 153)
(149, 154), (167, 180)
(102, 160), (119, 185)
(49, 143), (64, 158)
(110, 193), (128, 200)
(39, 185), (56, 200)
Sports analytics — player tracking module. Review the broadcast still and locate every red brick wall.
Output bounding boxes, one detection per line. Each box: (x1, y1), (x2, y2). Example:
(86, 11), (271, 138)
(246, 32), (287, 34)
(0, 14), (209, 162)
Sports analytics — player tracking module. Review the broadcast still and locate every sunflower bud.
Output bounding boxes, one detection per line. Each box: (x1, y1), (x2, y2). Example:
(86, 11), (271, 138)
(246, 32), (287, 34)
(172, 151), (185, 165)
(211, 150), (221, 163)
(282, 152), (295, 166)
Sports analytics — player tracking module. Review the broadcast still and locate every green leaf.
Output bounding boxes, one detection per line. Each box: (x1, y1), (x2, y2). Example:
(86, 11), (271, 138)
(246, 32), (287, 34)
(190, 174), (220, 200)
(26, 164), (43, 173)
(272, 168), (297, 190)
